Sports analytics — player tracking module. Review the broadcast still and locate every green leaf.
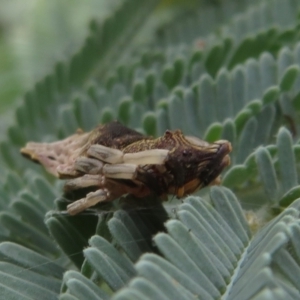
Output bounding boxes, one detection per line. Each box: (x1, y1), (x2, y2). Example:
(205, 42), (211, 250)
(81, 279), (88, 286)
(277, 127), (298, 193)
(183, 89), (199, 135)
(206, 38), (232, 77)
(236, 117), (257, 163)
(118, 97), (132, 125)
(89, 235), (136, 277)
(173, 57), (185, 86)
(222, 165), (251, 187)
(142, 112), (157, 136)
(133, 80), (146, 103)
(63, 270), (109, 300)
(101, 107), (115, 124)
(84, 247), (126, 291)
(234, 108), (253, 135)
(280, 186), (300, 207)
(135, 260), (197, 300)
(45, 212), (97, 268)
(188, 50), (202, 71)
(215, 68), (232, 120)
(203, 122), (222, 142)
(221, 119), (236, 146)
(0, 242), (64, 278)
(279, 65), (299, 91)
(161, 64), (174, 90)
(168, 94), (185, 131)
(197, 74), (215, 129)
(255, 147), (278, 203)
(262, 85), (280, 105)
(292, 92), (300, 110)
(246, 100), (262, 115)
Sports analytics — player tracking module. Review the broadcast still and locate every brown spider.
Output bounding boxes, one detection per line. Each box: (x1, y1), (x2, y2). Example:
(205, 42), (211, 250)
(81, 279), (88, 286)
(21, 121), (232, 215)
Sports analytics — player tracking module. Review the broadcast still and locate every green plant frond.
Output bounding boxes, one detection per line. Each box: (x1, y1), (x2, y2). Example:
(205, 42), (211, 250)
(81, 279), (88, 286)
(55, 186), (300, 300)
(2, 1), (300, 143)
(62, 270), (110, 300)
(48, 188), (300, 299)
(2, 1), (300, 299)
(0, 171), (71, 268)
(151, 0), (300, 74)
(45, 206), (99, 268)
(223, 126), (300, 209)
(3, 27), (300, 174)
(154, 0), (257, 47)
(45, 195), (169, 269)
(6, 40), (300, 165)
(1, 15), (298, 142)
(0, 0), (160, 142)
(0, 242), (65, 300)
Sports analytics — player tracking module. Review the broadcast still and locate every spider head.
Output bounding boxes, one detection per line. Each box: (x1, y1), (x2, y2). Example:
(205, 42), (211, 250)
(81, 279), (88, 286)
(163, 131), (232, 197)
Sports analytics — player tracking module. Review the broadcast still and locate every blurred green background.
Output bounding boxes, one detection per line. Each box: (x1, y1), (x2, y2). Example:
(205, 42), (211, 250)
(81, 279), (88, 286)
(0, 0), (121, 134)
(0, 0), (192, 137)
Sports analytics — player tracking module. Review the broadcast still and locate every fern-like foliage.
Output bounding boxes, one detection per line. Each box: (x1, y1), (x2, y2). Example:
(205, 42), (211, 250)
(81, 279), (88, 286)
(1, 0), (300, 299)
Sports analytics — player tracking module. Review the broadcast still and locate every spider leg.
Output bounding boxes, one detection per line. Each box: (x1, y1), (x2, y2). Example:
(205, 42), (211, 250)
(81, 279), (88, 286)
(74, 157), (104, 174)
(57, 164), (80, 178)
(64, 148), (170, 214)
(64, 174), (103, 192)
(67, 189), (109, 215)
(87, 145), (169, 165)
(87, 145), (123, 164)
(20, 132), (90, 177)
(102, 148), (169, 180)
(123, 149), (169, 164)
(104, 162), (170, 196)
(66, 178), (151, 215)
(103, 163), (137, 179)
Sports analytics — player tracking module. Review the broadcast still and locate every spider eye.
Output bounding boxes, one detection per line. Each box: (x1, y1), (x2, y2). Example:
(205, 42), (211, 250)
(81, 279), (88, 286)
(183, 150), (189, 156)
